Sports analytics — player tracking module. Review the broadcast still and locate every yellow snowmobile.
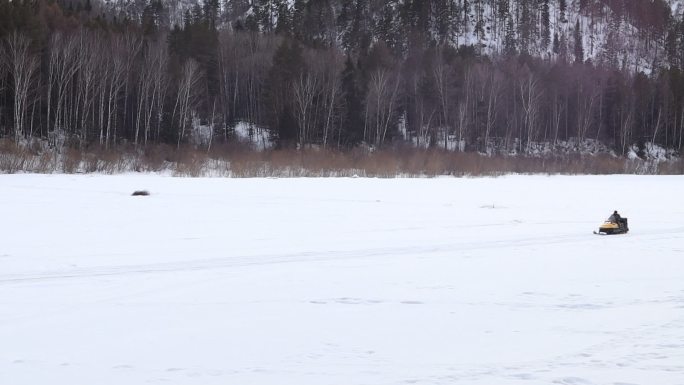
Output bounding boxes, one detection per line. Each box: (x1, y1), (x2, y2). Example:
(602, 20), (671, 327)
(595, 214), (629, 235)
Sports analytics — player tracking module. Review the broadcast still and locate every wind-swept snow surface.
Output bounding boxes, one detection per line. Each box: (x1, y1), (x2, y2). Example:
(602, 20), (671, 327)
(1, 175), (683, 385)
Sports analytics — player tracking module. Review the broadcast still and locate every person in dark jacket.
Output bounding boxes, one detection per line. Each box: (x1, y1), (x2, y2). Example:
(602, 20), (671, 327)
(609, 210), (622, 223)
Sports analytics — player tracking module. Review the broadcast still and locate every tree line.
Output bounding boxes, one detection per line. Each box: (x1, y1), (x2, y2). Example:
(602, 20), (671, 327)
(1, 0), (683, 155)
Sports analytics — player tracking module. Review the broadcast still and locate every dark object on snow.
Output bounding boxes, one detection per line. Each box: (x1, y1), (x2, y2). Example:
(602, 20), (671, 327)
(595, 213), (629, 235)
(131, 190), (150, 196)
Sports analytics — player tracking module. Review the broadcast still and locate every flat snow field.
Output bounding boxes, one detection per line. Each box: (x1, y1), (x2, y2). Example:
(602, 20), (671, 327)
(1, 175), (684, 385)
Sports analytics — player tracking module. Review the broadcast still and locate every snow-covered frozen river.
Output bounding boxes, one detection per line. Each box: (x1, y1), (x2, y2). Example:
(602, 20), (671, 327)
(1, 174), (683, 385)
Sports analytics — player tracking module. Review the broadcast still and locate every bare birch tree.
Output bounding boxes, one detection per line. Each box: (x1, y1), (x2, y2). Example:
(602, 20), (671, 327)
(218, 30), (237, 140)
(122, 33), (142, 137)
(76, 30), (100, 146)
(456, 68), (473, 151)
(0, 42), (6, 132)
(679, 103), (684, 151)
(3, 32), (39, 143)
(367, 67), (401, 146)
(293, 70), (319, 147)
(96, 42), (111, 147)
(576, 80), (598, 143)
(173, 59), (202, 147)
(103, 36), (127, 147)
(47, 33), (81, 146)
(519, 69), (543, 153)
(619, 104), (634, 155)
(134, 40), (154, 146)
(433, 46), (453, 150)
(135, 37), (167, 146)
(318, 50), (343, 148)
(484, 68), (503, 154)
(148, 38), (168, 145)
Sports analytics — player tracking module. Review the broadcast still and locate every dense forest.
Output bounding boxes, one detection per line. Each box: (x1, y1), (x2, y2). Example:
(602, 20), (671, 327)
(1, 0), (684, 158)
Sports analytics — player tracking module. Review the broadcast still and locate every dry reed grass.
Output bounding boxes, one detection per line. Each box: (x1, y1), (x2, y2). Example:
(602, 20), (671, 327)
(1, 140), (682, 177)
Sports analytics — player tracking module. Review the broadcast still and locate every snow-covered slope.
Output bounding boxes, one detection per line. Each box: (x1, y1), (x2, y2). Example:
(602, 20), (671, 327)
(97, 0), (683, 73)
(671, 0), (684, 14)
(464, 0), (675, 73)
(1, 174), (683, 385)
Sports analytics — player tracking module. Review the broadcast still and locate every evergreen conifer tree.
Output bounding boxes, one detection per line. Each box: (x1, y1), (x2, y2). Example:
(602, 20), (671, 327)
(504, 13), (516, 55)
(497, 0), (509, 21)
(560, 0), (567, 22)
(254, 0), (277, 32)
(574, 19), (584, 63)
(340, 56), (364, 146)
(553, 31), (560, 55)
(541, 0), (550, 50)
(292, 0), (306, 39)
(275, 1), (292, 36)
(519, 0), (532, 54)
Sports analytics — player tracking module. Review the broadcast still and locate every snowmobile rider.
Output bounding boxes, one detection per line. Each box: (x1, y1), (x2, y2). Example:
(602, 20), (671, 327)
(609, 210), (622, 224)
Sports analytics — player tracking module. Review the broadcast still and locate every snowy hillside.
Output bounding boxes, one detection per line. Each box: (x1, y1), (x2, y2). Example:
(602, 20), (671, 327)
(447, 0), (680, 73)
(2, 174), (684, 385)
(671, 0), (684, 14)
(98, 0), (684, 72)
